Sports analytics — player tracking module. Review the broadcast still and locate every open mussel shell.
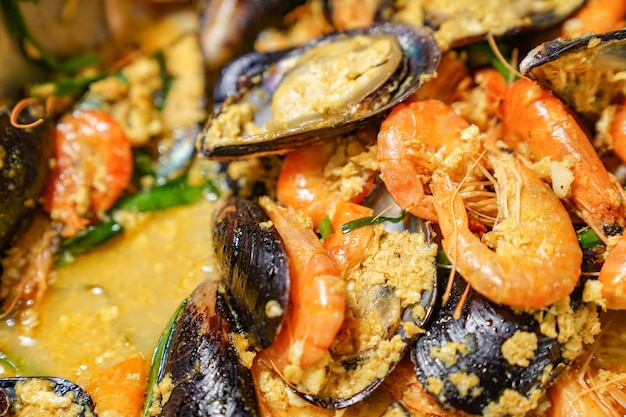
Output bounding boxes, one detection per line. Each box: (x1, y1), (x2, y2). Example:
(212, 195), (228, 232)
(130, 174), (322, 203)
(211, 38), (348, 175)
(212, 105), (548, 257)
(0, 102), (53, 253)
(198, 22), (441, 160)
(439, 0), (585, 49)
(411, 269), (570, 416)
(520, 29), (626, 121)
(0, 376), (95, 415)
(297, 191), (438, 409)
(213, 195), (290, 350)
(144, 278), (260, 417)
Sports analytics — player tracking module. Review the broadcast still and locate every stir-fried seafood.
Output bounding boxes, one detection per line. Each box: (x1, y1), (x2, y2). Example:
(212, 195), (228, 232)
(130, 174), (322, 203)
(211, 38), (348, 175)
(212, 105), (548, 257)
(2, 0), (626, 416)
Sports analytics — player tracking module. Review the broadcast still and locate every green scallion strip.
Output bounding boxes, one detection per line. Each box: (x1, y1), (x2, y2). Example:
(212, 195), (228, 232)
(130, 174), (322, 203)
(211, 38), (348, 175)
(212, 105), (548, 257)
(436, 249), (451, 265)
(318, 215), (334, 240)
(577, 228), (603, 250)
(142, 299), (186, 417)
(56, 220), (124, 267)
(1, 0), (99, 72)
(28, 73), (105, 98)
(340, 211), (406, 234)
(56, 178), (220, 267)
(116, 181), (206, 212)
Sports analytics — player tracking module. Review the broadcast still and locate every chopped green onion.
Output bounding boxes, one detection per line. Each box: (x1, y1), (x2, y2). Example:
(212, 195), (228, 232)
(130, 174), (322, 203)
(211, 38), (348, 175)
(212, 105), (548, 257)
(1, 0), (99, 72)
(340, 211), (406, 234)
(28, 73), (105, 98)
(56, 220), (124, 267)
(152, 50), (175, 111)
(142, 299), (186, 417)
(116, 179), (207, 212)
(577, 228), (603, 250)
(56, 178), (221, 267)
(0, 351), (19, 373)
(318, 215), (334, 240)
(436, 250), (451, 265)
(468, 42), (516, 81)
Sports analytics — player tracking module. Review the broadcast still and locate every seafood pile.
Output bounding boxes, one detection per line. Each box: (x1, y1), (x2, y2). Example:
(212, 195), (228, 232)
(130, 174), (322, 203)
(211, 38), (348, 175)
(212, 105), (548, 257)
(1, 0), (626, 416)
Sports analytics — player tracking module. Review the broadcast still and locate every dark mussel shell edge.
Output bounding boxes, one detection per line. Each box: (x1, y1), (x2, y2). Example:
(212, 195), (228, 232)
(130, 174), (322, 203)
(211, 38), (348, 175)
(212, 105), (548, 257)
(198, 22), (441, 160)
(213, 195), (290, 350)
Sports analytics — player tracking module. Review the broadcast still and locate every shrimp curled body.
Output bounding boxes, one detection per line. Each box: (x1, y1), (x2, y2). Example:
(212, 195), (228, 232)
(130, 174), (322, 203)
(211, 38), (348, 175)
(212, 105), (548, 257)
(431, 151), (582, 310)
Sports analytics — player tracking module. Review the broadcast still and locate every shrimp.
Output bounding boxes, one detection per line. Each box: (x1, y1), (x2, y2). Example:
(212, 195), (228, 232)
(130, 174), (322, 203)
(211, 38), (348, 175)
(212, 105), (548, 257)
(598, 233), (626, 310)
(258, 196), (345, 388)
(322, 201), (375, 273)
(501, 78), (626, 243)
(547, 311), (626, 416)
(43, 109), (133, 238)
(376, 99), (487, 224)
(430, 147), (582, 310)
(276, 133), (376, 227)
(560, 0), (626, 38)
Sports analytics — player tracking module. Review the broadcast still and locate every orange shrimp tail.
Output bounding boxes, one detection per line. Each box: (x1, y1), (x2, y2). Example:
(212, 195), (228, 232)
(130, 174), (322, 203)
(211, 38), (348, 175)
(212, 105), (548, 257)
(599, 233), (626, 310)
(502, 79), (626, 239)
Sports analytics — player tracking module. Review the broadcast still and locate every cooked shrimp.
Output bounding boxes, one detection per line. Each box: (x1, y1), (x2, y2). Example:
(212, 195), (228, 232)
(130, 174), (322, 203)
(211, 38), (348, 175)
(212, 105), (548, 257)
(547, 311), (626, 416)
(276, 135), (376, 226)
(501, 79), (626, 243)
(598, 233), (626, 310)
(322, 201), (375, 273)
(430, 147), (582, 310)
(258, 197), (345, 387)
(43, 109), (133, 238)
(376, 99), (487, 224)
(560, 0), (626, 38)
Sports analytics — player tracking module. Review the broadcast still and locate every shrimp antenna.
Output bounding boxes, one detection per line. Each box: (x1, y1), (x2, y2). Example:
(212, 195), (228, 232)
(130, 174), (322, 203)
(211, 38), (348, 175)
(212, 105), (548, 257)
(485, 32), (526, 82)
(10, 98), (46, 129)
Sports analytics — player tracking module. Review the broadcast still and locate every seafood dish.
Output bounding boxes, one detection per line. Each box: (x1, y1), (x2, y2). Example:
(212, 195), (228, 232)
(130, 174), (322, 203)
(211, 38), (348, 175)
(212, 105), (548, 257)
(0, 0), (625, 416)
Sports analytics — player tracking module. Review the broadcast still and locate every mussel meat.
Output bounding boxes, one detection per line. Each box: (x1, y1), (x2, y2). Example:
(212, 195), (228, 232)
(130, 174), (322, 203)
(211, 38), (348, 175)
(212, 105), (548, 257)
(0, 102), (53, 254)
(411, 268), (600, 416)
(520, 29), (626, 122)
(0, 376), (95, 416)
(198, 22), (441, 160)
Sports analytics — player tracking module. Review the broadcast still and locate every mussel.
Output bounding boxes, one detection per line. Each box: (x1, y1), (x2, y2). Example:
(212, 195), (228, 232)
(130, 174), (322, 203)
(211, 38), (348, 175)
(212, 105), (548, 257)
(520, 29), (626, 122)
(0, 376), (95, 416)
(411, 268), (600, 416)
(198, 22), (441, 160)
(213, 195), (290, 350)
(211, 192), (439, 409)
(144, 278), (260, 416)
(0, 102), (53, 254)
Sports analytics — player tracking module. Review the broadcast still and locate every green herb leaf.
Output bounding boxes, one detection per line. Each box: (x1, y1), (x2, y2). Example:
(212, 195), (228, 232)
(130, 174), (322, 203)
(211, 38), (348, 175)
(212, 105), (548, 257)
(56, 220), (124, 267)
(577, 228), (603, 250)
(340, 211), (406, 234)
(318, 215), (334, 240)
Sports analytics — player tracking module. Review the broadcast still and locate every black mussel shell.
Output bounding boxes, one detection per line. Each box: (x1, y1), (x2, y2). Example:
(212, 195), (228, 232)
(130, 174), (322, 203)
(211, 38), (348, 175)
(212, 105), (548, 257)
(412, 269), (567, 415)
(145, 279), (260, 417)
(198, 22), (441, 160)
(213, 196), (289, 350)
(0, 377), (95, 416)
(0, 103), (53, 254)
(520, 29), (626, 121)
